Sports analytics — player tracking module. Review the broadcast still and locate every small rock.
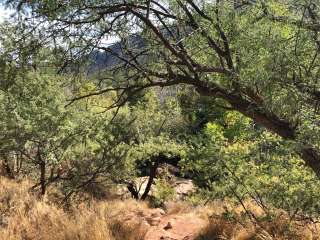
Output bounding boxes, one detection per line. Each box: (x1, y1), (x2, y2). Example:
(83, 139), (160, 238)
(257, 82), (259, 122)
(163, 222), (173, 230)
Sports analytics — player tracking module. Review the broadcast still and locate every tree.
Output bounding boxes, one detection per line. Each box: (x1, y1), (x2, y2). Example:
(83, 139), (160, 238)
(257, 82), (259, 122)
(0, 71), (77, 194)
(184, 120), (320, 218)
(0, 54), (186, 199)
(4, 0), (320, 176)
(114, 90), (187, 200)
(0, 26), (128, 196)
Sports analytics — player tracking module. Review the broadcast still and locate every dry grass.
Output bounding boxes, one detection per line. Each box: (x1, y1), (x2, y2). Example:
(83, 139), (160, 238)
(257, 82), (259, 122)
(1, 177), (320, 240)
(196, 201), (318, 240)
(163, 200), (193, 215)
(197, 217), (315, 240)
(0, 177), (147, 240)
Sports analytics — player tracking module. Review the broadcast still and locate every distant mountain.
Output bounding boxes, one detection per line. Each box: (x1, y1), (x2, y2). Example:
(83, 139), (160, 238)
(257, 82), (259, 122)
(88, 34), (146, 73)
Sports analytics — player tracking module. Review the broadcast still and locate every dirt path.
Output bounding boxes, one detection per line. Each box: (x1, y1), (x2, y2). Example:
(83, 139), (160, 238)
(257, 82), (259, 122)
(125, 207), (207, 240)
(144, 214), (207, 240)
(120, 203), (208, 240)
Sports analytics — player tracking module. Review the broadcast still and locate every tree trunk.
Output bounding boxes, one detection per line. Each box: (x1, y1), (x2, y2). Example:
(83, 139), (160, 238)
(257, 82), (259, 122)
(127, 182), (139, 199)
(37, 147), (46, 195)
(196, 85), (320, 177)
(228, 96), (320, 177)
(1, 156), (15, 179)
(300, 147), (320, 177)
(230, 96), (320, 177)
(39, 160), (46, 195)
(141, 158), (160, 200)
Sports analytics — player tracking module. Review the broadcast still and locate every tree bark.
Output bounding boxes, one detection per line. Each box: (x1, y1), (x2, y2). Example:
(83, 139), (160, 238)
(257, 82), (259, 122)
(195, 85), (320, 177)
(1, 156), (15, 179)
(300, 147), (320, 177)
(127, 182), (139, 199)
(141, 158), (160, 200)
(37, 148), (46, 195)
(40, 160), (46, 195)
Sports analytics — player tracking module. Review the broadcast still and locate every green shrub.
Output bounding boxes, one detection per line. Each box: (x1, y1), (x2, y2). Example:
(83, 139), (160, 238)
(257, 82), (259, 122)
(151, 178), (176, 207)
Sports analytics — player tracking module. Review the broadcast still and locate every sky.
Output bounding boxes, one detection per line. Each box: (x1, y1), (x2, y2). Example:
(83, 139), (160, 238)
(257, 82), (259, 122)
(0, 4), (120, 46)
(0, 5), (13, 23)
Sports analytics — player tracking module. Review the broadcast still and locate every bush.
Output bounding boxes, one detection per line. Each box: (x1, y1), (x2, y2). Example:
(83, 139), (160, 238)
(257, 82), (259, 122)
(151, 178), (176, 207)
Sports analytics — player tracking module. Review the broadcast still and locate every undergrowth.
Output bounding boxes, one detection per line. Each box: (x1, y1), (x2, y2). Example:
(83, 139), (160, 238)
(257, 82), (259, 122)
(0, 177), (147, 240)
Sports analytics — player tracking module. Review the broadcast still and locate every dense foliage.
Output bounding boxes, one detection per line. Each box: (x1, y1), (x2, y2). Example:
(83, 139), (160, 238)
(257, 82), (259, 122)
(4, 0), (320, 176)
(1, 0), (320, 225)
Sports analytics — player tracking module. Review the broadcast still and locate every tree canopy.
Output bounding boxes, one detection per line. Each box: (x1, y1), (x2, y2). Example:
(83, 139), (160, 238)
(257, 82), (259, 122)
(1, 0), (320, 225)
(3, 0), (320, 176)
